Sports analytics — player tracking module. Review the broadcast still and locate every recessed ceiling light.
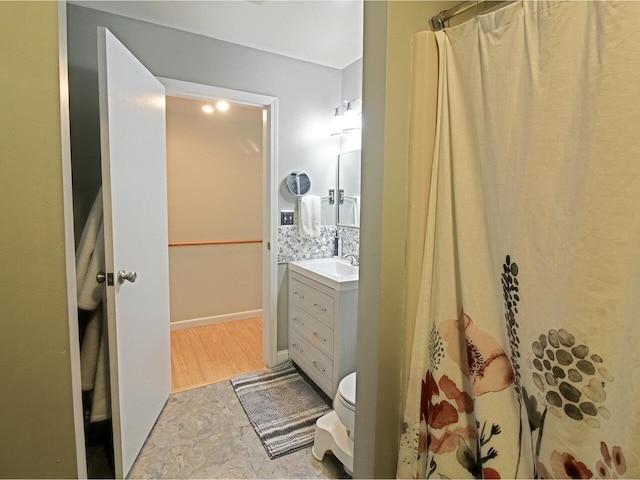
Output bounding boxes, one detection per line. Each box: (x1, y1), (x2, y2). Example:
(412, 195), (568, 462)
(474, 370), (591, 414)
(202, 105), (214, 114)
(216, 100), (230, 112)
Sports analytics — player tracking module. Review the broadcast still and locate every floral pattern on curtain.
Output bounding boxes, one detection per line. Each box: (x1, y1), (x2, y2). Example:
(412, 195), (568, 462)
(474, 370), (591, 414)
(397, 2), (640, 478)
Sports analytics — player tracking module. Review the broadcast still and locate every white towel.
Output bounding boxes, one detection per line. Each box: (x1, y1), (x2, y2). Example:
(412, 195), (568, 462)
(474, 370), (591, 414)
(76, 187), (111, 422)
(88, 304), (110, 423)
(76, 187), (104, 311)
(299, 195), (321, 237)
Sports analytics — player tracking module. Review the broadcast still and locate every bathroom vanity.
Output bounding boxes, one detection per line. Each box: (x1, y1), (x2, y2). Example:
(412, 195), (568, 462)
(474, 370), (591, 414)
(287, 258), (358, 397)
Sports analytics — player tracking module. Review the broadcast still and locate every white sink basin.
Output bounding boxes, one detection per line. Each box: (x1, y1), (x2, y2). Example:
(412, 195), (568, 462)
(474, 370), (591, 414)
(288, 258), (358, 291)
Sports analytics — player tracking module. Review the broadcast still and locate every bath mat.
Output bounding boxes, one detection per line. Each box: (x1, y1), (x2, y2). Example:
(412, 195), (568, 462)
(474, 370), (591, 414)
(230, 361), (332, 459)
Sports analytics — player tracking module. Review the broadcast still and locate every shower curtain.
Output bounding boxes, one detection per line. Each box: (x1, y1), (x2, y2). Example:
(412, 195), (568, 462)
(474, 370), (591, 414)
(397, 2), (640, 478)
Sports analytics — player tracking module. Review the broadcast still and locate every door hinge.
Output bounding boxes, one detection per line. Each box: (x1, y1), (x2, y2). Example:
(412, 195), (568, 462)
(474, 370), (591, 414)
(267, 242), (271, 250)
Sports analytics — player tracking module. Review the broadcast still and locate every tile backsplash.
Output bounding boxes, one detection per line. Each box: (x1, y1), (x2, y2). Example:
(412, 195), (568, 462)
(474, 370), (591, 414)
(277, 226), (336, 263)
(338, 226), (359, 257)
(277, 225), (360, 263)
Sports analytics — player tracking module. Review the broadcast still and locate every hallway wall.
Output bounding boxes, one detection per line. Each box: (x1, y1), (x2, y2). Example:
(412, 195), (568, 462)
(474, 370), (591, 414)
(166, 97), (263, 325)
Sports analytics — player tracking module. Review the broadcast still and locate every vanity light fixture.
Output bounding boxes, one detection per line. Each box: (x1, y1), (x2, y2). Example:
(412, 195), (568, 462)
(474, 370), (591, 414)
(216, 100), (230, 112)
(343, 100), (362, 132)
(330, 99), (361, 136)
(202, 104), (214, 114)
(330, 106), (347, 136)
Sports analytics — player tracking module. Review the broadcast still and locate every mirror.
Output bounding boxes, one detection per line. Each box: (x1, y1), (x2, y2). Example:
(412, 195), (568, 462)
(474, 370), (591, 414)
(337, 150), (361, 227)
(287, 171), (311, 197)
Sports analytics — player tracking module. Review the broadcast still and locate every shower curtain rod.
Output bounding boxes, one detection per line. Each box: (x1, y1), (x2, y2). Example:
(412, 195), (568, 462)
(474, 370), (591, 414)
(430, 1), (483, 30)
(429, 1), (511, 31)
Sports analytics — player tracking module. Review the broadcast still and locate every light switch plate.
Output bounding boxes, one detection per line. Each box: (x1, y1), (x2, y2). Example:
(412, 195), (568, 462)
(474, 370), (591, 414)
(281, 210), (294, 225)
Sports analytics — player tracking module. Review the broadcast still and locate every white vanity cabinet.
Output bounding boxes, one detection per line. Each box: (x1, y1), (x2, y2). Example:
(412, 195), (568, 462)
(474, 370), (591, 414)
(287, 260), (358, 398)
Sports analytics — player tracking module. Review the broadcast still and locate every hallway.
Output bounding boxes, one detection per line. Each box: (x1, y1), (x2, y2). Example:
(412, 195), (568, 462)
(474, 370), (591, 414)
(171, 318), (266, 393)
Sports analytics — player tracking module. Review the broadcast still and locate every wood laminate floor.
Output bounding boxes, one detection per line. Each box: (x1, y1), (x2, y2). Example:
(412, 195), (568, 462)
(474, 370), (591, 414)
(170, 317), (266, 393)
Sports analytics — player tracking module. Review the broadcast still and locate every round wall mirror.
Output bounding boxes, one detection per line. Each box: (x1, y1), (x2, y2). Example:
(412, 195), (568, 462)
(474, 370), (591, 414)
(286, 171), (311, 197)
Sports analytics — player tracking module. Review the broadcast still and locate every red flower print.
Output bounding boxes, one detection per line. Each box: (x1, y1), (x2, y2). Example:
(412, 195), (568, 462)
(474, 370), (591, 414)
(439, 311), (515, 395)
(427, 399), (458, 429)
(596, 443), (627, 478)
(419, 370), (477, 455)
(439, 374), (474, 414)
(428, 425), (477, 455)
(420, 370), (439, 418)
(421, 371), (460, 428)
(483, 467), (501, 479)
(550, 451), (593, 479)
(536, 460), (554, 479)
(601, 442), (612, 467)
(612, 447), (627, 475)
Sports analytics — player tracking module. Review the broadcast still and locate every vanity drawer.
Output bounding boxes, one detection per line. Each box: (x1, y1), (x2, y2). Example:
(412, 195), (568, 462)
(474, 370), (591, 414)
(289, 306), (334, 359)
(289, 329), (333, 395)
(289, 277), (335, 327)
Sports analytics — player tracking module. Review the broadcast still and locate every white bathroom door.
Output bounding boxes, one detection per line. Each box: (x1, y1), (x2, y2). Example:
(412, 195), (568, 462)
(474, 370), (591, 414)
(97, 27), (171, 478)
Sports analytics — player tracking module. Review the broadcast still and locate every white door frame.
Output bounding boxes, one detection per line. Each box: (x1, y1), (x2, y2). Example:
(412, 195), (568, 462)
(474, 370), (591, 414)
(158, 77), (279, 367)
(58, 5), (88, 478)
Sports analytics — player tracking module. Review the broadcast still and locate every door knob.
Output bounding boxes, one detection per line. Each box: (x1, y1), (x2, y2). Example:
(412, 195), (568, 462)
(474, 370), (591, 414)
(117, 270), (137, 284)
(96, 272), (107, 284)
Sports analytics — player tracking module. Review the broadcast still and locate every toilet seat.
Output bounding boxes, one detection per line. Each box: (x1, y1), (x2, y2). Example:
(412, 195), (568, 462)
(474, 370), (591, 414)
(333, 372), (356, 436)
(338, 372), (356, 406)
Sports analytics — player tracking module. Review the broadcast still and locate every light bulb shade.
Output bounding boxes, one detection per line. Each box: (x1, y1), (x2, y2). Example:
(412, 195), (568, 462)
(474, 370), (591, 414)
(330, 107), (347, 136)
(344, 104), (357, 117)
(342, 101), (362, 132)
(342, 111), (361, 132)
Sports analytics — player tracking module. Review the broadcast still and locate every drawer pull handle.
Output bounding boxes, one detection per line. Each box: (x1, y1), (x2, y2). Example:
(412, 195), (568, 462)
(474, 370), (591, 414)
(313, 303), (327, 312)
(293, 292), (305, 300)
(313, 332), (327, 343)
(292, 343), (304, 354)
(312, 360), (326, 374)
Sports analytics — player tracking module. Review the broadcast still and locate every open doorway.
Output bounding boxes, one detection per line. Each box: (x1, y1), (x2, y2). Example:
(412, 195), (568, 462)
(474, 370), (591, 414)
(165, 94), (266, 392)
(160, 77), (280, 383)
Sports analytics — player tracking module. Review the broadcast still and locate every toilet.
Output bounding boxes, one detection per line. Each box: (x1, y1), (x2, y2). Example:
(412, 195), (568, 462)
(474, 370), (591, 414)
(312, 372), (356, 475)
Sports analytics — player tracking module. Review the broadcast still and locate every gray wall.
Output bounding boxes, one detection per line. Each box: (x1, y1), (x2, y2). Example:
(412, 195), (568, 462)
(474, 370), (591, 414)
(67, 4), (344, 351)
(342, 58), (363, 105)
(339, 58), (363, 155)
(68, 4), (342, 235)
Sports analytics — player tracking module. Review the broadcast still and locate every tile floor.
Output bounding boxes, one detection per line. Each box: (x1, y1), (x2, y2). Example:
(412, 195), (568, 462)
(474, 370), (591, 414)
(128, 380), (349, 479)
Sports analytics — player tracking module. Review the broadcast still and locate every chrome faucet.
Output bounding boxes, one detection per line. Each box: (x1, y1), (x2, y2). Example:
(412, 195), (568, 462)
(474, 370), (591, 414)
(343, 253), (359, 266)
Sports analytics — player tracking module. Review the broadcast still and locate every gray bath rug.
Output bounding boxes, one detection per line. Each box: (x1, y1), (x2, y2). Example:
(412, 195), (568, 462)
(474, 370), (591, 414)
(230, 361), (332, 459)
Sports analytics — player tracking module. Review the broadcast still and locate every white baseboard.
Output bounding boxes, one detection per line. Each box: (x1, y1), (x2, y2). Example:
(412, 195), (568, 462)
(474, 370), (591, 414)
(277, 349), (289, 365)
(170, 309), (263, 331)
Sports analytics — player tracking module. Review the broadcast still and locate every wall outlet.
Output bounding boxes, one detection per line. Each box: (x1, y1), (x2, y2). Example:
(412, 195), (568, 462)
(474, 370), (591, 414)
(281, 210), (295, 225)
